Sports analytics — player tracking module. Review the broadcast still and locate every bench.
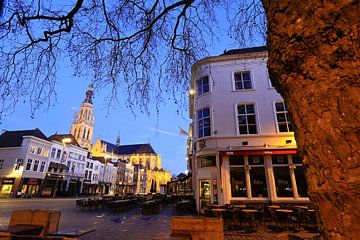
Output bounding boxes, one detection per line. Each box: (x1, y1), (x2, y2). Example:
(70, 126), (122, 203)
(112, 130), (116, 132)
(171, 216), (223, 240)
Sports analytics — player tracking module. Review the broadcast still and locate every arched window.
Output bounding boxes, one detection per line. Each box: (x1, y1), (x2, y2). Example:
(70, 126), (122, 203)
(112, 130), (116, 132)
(83, 127), (86, 139)
(86, 129), (90, 140)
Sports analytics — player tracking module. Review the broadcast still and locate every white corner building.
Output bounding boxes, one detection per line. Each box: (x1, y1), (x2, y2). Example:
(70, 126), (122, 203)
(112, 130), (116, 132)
(188, 47), (310, 213)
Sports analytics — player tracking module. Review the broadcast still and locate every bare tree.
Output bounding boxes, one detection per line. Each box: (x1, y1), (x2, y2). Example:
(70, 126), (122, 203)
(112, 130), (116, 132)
(0, 0), (359, 239)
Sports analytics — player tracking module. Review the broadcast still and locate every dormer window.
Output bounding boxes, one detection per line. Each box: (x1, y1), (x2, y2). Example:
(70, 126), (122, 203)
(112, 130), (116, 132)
(196, 76), (209, 96)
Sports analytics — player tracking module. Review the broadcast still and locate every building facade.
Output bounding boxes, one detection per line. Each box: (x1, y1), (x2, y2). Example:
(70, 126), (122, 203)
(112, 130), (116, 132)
(0, 129), (51, 197)
(91, 139), (171, 194)
(188, 47), (310, 212)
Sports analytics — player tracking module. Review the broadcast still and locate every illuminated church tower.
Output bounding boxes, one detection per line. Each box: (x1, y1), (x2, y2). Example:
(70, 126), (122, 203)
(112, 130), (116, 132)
(70, 85), (95, 150)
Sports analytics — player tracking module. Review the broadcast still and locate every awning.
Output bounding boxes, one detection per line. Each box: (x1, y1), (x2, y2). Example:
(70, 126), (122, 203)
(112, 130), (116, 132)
(48, 162), (69, 171)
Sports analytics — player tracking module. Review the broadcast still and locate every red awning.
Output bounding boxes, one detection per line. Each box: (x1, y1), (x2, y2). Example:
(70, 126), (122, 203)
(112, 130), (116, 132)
(220, 149), (297, 156)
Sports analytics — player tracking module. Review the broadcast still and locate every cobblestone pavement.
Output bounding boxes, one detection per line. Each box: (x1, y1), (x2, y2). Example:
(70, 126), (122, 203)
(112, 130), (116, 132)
(0, 198), (320, 240)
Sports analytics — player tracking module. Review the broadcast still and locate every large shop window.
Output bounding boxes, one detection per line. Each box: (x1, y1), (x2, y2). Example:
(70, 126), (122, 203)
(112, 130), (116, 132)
(272, 155), (293, 197)
(275, 102), (293, 132)
(197, 108), (211, 138)
(234, 71), (253, 90)
(200, 156), (216, 167)
(196, 76), (209, 96)
(230, 167), (247, 197)
(237, 103), (258, 135)
(249, 156), (268, 197)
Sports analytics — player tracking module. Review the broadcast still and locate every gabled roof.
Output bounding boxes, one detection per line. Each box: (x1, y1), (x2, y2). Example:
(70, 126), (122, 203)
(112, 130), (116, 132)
(100, 139), (157, 155)
(100, 140), (118, 153)
(0, 129), (49, 148)
(221, 46), (267, 56)
(117, 144), (156, 155)
(49, 133), (81, 147)
(92, 156), (106, 164)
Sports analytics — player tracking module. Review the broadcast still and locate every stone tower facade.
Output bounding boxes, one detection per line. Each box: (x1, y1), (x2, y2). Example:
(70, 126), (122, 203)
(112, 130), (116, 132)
(70, 85), (95, 150)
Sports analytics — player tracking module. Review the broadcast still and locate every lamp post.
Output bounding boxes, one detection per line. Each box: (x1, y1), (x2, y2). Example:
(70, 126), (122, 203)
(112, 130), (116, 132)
(53, 137), (71, 198)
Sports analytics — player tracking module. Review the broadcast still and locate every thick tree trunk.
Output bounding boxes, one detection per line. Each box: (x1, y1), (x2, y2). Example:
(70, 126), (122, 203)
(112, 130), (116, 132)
(262, 0), (360, 239)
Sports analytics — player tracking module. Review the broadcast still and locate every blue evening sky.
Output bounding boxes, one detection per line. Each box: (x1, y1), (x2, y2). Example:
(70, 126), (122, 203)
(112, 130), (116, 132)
(1, 7), (264, 176)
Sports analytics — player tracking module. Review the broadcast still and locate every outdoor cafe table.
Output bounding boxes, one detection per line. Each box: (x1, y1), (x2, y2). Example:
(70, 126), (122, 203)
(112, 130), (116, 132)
(241, 209), (259, 229)
(0, 224), (44, 236)
(232, 204), (247, 209)
(275, 209), (293, 213)
(268, 205), (281, 209)
(293, 205), (308, 209)
(211, 208), (227, 217)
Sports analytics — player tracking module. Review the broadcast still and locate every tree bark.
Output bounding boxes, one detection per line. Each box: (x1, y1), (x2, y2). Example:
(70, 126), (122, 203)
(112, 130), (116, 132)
(262, 0), (360, 239)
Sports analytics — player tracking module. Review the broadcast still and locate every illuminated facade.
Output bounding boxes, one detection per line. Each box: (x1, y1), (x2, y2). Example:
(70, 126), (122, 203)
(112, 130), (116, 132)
(0, 129), (51, 197)
(70, 85), (95, 150)
(91, 139), (171, 194)
(188, 47), (310, 212)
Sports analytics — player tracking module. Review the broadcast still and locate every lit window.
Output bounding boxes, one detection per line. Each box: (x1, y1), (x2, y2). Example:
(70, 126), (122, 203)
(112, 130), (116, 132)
(230, 156), (246, 197)
(29, 146), (36, 154)
(196, 76), (209, 96)
(275, 102), (293, 132)
(237, 103), (258, 135)
(234, 71), (252, 90)
(26, 159), (33, 170)
(197, 107), (211, 138)
(272, 155), (293, 197)
(42, 149), (49, 157)
(200, 156), (216, 167)
(33, 160), (39, 171)
(248, 156), (268, 198)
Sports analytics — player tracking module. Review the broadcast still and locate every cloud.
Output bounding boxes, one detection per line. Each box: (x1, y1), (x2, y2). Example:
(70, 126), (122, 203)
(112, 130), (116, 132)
(146, 127), (180, 137)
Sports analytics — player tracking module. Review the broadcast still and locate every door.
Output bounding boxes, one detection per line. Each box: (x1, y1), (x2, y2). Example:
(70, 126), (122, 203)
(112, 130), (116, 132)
(199, 179), (211, 213)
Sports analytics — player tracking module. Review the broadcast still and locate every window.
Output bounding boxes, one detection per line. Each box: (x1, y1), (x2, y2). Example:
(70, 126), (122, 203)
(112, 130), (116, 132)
(200, 156), (216, 167)
(56, 149), (62, 159)
(292, 155), (308, 197)
(85, 170), (88, 179)
(272, 155), (293, 197)
(230, 156), (246, 197)
(237, 103), (257, 134)
(26, 159), (33, 170)
(196, 76), (209, 96)
(50, 148), (56, 158)
(29, 146), (36, 154)
(40, 161), (46, 172)
(36, 147), (43, 155)
(0, 159), (4, 169)
(234, 71), (252, 90)
(275, 102), (293, 132)
(249, 156), (268, 197)
(197, 107), (211, 138)
(15, 158), (23, 170)
(86, 162), (90, 168)
(42, 149), (49, 157)
(33, 160), (39, 171)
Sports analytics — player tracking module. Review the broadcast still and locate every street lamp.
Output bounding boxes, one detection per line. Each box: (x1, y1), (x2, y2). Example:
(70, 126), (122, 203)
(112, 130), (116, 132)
(53, 137), (72, 198)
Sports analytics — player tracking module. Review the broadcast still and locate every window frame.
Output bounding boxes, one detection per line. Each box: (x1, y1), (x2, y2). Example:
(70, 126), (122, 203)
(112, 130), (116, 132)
(236, 102), (259, 135)
(197, 107), (212, 138)
(199, 155), (217, 168)
(25, 159), (33, 171)
(232, 71), (254, 91)
(274, 101), (293, 133)
(29, 145), (36, 154)
(14, 158), (23, 170)
(0, 159), (4, 169)
(196, 76), (210, 97)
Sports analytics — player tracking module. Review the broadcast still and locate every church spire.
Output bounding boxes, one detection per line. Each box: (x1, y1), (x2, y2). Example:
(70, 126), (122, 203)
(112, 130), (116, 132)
(116, 132), (121, 147)
(84, 84), (94, 104)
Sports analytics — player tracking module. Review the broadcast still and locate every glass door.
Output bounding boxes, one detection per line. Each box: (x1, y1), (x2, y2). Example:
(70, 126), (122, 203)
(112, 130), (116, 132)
(199, 179), (211, 213)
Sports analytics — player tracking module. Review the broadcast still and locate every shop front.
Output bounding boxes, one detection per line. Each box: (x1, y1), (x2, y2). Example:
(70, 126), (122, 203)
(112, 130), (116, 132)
(41, 173), (65, 197)
(220, 149), (310, 205)
(0, 178), (16, 197)
(21, 178), (43, 197)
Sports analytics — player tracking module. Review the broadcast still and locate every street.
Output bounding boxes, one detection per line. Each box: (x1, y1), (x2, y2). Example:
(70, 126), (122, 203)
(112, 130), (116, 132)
(0, 198), (172, 240)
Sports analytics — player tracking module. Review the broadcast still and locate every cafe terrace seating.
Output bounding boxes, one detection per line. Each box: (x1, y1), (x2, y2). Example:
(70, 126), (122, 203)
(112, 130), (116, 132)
(204, 203), (319, 233)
